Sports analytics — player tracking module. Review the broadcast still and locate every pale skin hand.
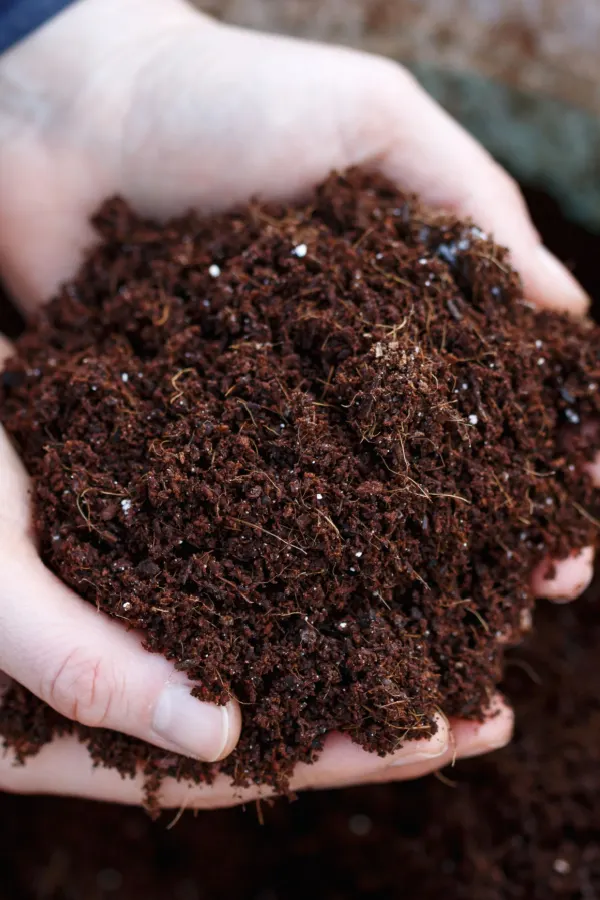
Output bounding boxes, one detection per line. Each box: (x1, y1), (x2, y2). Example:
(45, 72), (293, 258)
(0, 0), (596, 809)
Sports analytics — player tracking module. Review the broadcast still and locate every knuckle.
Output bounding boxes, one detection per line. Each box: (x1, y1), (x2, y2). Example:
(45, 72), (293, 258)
(44, 648), (121, 728)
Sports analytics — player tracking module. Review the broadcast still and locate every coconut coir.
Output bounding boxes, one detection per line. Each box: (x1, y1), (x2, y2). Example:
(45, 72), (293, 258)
(1, 169), (599, 797)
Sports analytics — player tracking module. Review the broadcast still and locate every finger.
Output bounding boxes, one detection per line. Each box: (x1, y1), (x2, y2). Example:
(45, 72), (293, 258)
(352, 694), (514, 787)
(447, 694), (514, 760)
(586, 452), (600, 487)
(531, 546), (595, 603)
(375, 69), (590, 316)
(531, 423), (599, 603)
(0, 338), (31, 532)
(0, 547), (241, 762)
(577, 422), (600, 486)
(0, 733), (263, 807)
(1, 712), (448, 807)
(290, 712), (449, 792)
(0, 701), (510, 808)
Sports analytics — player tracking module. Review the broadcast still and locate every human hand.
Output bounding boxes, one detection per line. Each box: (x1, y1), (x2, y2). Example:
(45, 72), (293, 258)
(0, 0), (596, 809)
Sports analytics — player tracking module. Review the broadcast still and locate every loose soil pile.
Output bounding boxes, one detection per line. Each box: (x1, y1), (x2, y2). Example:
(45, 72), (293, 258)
(1, 169), (599, 797)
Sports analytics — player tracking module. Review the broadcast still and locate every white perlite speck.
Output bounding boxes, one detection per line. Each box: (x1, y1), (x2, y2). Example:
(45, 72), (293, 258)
(292, 243), (307, 258)
(316, 493), (323, 500)
(121, 499), (132, 513)
(553, 859), (571, 875)
(208, 264), (221, 277)
(468, 414), (478, 425)
(121, 373), (129, 382)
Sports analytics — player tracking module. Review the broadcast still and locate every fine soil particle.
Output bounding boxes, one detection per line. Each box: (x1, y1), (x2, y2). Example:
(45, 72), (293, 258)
(1, 169), (599, 801)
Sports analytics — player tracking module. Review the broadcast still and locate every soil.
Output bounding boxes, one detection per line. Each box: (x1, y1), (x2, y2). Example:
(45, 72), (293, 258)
(1, 169), (600, 802)
(0, 175), (599, 900)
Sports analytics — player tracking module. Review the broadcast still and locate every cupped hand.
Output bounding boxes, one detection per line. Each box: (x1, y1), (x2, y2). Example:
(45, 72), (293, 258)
(0, 0), (596, 808)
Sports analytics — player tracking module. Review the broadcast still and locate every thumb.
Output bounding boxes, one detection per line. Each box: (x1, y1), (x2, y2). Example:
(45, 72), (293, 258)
(0, 328), (241, 761)
(0, 544), (242, 763)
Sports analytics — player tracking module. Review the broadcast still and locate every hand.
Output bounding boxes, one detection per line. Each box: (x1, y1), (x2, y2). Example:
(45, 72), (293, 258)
(0, 0), (595, 809)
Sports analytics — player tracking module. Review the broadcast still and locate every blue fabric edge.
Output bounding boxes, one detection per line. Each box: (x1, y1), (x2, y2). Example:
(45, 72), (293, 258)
(0, 0), (78, 56)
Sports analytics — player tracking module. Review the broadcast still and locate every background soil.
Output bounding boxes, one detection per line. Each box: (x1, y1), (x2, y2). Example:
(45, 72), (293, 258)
(0, 184), (598, 900)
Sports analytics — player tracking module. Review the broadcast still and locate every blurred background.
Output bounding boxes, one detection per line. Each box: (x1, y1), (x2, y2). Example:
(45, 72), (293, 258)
(1, 2), (599, 898)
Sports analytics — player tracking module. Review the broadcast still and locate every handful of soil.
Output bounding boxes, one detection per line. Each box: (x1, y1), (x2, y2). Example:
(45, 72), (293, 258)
(1, 170), (599, 799)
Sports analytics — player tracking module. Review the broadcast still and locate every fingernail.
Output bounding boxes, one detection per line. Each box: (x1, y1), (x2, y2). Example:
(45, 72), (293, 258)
(152, 684), (230, 761)
(550, 572), (594, 603)
(541, 547), (594, 602)
(457, 699), (514, 759)
(585, 452), (600, 489)
(389, 742), (448, 767)
(537, 246), (590, 315)
(388, 715), (449, 766)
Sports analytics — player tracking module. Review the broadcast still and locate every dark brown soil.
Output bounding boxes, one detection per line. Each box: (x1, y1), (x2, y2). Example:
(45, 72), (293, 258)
(1, 169), (599, 799)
